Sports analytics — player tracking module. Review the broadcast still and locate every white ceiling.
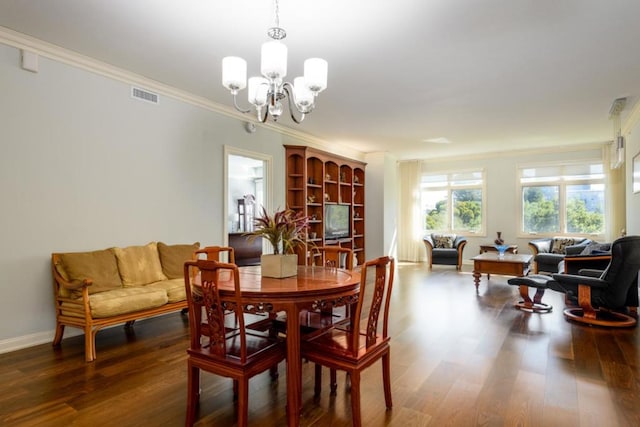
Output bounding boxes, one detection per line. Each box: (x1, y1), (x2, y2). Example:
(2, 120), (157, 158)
(1, 0), (639, 160)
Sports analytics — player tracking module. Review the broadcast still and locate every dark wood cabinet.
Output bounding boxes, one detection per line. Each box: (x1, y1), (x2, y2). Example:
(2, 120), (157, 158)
(228, 233), (262, 266)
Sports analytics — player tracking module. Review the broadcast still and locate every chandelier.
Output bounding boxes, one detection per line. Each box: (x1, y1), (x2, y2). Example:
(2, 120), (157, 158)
(221, 0), (327, 123)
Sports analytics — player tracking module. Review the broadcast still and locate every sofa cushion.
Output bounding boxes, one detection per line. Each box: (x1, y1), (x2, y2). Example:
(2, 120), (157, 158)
(157, 242), (200, 279)
(114, 242), (167, 287)
(433, 234), (456, 249)
(58, 249), (122, 295)
(579, 242), (612, 255)
(62, 287), (169, 318)
(145, 278), (186, 303)
(432, 248), (459, 259)
(551, 237), (576, 254)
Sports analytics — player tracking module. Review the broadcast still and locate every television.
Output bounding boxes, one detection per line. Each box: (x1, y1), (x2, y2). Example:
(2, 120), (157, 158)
(324, 204), (350, 239)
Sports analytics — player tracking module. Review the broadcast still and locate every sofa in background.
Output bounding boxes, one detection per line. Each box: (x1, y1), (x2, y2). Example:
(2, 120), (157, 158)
(52, 241), (199, 362)
(559, 242), (612, 274)
(423, 234), (467, 270)
(528, 237), (592, 274)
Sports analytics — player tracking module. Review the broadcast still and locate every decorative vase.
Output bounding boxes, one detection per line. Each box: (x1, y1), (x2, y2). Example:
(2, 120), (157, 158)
(494, 231), (505, 245)
(260, 254), (298, 278)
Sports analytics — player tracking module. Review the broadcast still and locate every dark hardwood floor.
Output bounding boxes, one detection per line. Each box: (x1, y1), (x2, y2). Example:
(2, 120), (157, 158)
(1, 263), (639, 426)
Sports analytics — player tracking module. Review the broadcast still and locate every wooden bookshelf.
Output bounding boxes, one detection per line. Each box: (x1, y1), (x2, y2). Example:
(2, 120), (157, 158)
(284, 145), (366, 266)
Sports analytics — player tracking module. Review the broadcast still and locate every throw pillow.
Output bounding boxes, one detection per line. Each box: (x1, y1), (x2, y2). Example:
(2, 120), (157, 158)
(114, 242), (167, 286)
(551, 237), (576, 254)
(59, 249), (122, 294)
(157, 242), (200, 279)
(579, 242), (612, 255)
(433, 234), (455, 249)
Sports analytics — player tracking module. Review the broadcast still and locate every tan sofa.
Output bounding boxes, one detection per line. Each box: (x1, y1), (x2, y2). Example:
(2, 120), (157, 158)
(51, 241), (199, 361)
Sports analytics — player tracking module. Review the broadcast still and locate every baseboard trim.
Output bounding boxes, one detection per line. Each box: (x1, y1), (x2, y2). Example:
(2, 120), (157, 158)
(0, 329), (82, 355)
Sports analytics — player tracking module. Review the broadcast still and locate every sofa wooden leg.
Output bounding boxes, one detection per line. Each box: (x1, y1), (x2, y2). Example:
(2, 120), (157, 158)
(84, 326), (97, 362)
(52, 323), (65, 347)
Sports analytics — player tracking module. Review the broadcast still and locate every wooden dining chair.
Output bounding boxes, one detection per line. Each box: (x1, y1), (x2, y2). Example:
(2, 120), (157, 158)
(304, 245), (354, 325)
(194, 246), (235, 263)
(301, 256), (395, 427)
(303, 246), (356, 391)
(194, 245), (276, 350)
(309, 245), (354, 270)
(183, 259), (286, 427)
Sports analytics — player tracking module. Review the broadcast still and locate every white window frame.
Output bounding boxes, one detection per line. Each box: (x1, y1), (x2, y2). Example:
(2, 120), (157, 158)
(517, 159), (606, 239)
(420, 168), (486, 236)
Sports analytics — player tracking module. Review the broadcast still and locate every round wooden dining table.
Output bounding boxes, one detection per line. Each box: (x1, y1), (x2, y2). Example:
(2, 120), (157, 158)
(214, 265), (361, 427)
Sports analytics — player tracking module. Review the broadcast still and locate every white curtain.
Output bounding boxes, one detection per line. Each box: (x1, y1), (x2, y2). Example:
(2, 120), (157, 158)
(603, 145), (626, 241)
(397, 160), (424, 262)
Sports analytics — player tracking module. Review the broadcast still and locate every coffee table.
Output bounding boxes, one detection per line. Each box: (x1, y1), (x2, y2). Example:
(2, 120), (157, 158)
(472, 252), (550, 312)
(472, 252), (532, 289)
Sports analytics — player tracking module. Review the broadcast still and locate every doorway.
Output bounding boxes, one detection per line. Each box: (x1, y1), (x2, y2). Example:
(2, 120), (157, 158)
(224, 146), (272, 265)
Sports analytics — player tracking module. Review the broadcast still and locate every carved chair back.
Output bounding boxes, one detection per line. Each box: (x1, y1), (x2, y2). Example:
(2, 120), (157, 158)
(351, 256), (394, 352)
(312, 246), (354, 270)
(195, 246), (236, 263)
(184, 259), (248, 361)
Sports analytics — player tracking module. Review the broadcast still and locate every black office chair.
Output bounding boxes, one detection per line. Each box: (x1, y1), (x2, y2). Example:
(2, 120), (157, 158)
(508, 235), (640, 327)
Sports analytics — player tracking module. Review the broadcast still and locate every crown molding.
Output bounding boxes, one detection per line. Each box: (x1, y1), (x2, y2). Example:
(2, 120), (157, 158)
(0, 26), (366, 162)
(413, 141), (608, 164)
(622, 98), (640, 136)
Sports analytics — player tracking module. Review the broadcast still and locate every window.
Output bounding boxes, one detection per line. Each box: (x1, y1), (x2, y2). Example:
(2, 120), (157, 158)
(519, 161), (605, 236)
(421, 170), (485, 234)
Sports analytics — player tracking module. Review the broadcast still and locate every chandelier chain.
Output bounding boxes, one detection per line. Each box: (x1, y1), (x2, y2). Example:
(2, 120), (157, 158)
(274, 0), (280, 28)
(268, 0), (286, 40)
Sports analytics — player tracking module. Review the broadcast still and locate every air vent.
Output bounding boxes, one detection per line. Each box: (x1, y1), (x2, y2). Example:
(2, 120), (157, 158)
(131, 86), (159, 104)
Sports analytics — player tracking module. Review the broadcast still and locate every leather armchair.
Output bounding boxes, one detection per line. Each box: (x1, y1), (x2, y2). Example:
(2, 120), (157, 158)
(528, 237), (592, 274)
(423, 234), (467, 271)
(509, 235), (640, 327)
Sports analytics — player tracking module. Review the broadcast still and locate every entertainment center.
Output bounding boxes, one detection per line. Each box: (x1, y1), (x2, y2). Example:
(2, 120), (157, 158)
(284, 145), (366, 266)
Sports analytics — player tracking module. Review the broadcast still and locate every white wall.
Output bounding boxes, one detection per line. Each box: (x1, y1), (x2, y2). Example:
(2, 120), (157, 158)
(364, 152), (398, 259)
(626, 118), (640, 235)
(0, 43), (293, 348)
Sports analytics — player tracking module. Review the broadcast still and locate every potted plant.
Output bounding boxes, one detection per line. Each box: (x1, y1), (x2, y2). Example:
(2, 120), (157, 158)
(246, 207), (310, 278)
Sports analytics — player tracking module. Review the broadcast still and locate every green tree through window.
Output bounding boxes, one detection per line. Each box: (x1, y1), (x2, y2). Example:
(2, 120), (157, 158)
(523, 186), (559, 233)
(519, 162), (605, 235)
(422, 170), (484, 234)
(453, 189), (482, 232)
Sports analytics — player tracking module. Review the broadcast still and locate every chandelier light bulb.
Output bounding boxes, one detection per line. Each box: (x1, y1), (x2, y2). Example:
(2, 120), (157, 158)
(222, 56), (247, 92)
(261, 40), (287, 79)
(294, 77), (314, 109)
(248, 77), (268, 106)
(304, 58), (328, 93)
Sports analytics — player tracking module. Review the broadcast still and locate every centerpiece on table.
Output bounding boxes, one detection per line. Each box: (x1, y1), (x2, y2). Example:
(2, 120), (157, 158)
(246, 207), (309, 278)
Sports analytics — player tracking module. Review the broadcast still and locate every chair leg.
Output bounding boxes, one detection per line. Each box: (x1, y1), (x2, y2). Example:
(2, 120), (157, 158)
(382, 351), (392, 409)
(330, 369), (337, 396)
(84, 326), (96, 362)
(185, 363), (199, 427)
(233, 379), (239, 401)
(269, 365), (279, 380)
(52, 323), (65, 347)
(237, 379), (249, 427)
(314, 364), (322, 396)
(349, 370), (362, 427)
